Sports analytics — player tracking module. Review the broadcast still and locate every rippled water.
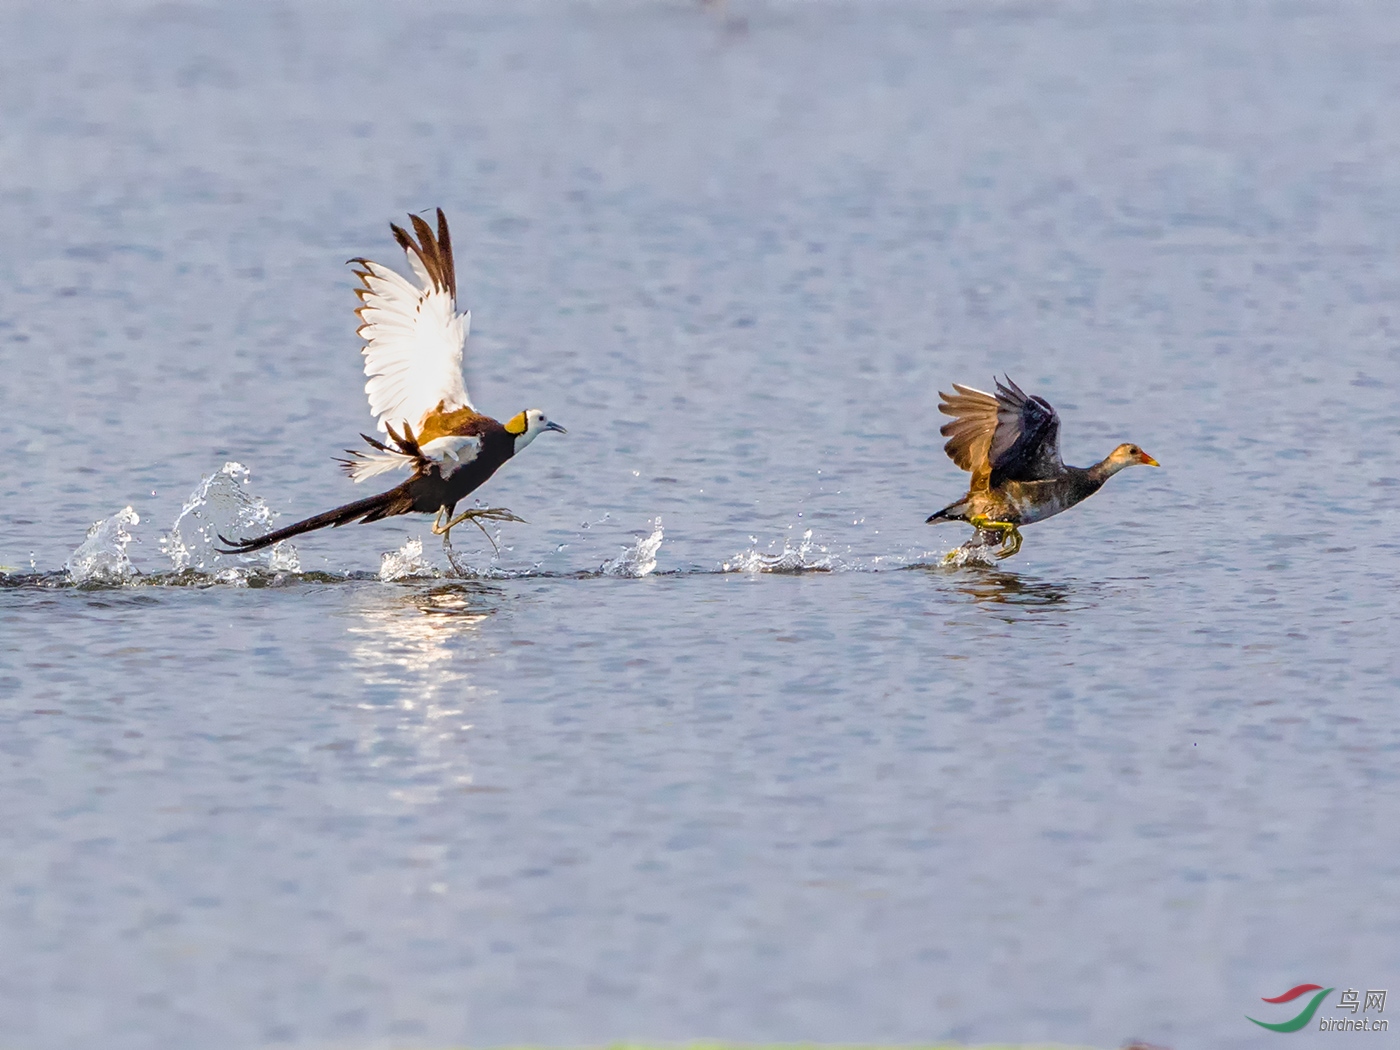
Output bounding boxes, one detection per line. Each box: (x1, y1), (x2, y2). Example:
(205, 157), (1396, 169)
(2, 2), (1399, 1048)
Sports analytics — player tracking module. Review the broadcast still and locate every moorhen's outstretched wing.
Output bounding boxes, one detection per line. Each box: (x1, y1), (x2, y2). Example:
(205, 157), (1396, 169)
(938, 376), (1063, 489)
(938, 383), (1000, 489)
(987, 376), (1063, 486)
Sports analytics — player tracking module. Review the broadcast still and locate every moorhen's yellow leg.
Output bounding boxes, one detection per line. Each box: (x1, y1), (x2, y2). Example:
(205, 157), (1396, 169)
(968, 514), (1015, 539)
(942, 515), (1017, 564)
(994, 526), (1023, 560)
(964, 514), (1022, 561)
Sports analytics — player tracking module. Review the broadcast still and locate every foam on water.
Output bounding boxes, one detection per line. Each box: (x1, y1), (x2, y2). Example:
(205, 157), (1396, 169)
(379, 537), (436, 582)
(160, 462), (299, 575)
(599, 518), (663, 577)
(64, 506), (140, 584)
(722, 528), (836, 574)
(935, 544), (1001, 569)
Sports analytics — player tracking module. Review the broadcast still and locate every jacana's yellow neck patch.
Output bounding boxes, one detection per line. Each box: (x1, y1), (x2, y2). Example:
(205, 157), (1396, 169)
(505, 411), (528, 436)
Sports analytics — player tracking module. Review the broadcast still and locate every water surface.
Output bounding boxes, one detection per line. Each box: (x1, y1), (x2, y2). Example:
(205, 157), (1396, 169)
(2, 2), (1399, 1048)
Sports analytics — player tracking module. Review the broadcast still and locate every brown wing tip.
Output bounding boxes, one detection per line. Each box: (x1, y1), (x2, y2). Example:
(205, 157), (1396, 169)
(385, 421), (423, 458)
(390, 210), (456, 297)
(939, 383), (995, 416)
(436, 208), (455, 297)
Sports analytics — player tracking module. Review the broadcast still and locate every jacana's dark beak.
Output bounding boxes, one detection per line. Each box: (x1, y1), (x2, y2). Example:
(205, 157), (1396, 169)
(544, 420), (567, 435)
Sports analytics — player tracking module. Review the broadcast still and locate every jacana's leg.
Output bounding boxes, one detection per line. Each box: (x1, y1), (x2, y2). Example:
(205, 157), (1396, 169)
(434, 508), (527, 557)
(439, 509), (476, 533)
(430, 507), (455, 548)
(437, 510), (491, 554)
(465, 513), (501, 556)
(440, 507), (524, 531)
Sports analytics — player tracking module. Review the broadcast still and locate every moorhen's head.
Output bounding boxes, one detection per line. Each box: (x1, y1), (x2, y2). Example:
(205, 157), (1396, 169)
(1106, 443), (1159, 470)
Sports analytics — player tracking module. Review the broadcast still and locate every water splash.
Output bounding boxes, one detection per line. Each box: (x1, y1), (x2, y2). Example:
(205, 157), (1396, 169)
(600, 518), (664, 577)
(159, 462), (298, 574)
(65, 506), (141, 584)
(722, 528), (835, 573)
(380, 537), (436, 582)
(933, 536), (1002, 569)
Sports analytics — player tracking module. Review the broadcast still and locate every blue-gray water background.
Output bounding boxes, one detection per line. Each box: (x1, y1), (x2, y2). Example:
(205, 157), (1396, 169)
(1, 1), (1398, 1047)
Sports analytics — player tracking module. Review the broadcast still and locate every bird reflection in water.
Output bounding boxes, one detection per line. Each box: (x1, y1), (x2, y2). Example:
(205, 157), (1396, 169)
(953, 567), (1072, 608)
(913, 562), (1075, 609)
(345, 582), (500, 807)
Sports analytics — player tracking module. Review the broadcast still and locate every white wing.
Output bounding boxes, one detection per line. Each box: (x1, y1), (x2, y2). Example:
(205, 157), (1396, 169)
(340, 443), (413, 483)
(419, 434), (482, 478)
(338, 432), (482, 483)
(353, 210), (473, 434)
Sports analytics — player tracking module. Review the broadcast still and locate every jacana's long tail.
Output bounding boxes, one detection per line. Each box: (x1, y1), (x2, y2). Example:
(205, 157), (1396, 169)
(216, 481), (417, 554)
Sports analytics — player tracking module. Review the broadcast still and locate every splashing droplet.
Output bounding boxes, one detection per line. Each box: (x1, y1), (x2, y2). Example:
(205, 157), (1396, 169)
(379, 537), (434, 582)
(66, 507), (140, 584)
(600, 518), (664, 577)
(938, 543), (999, 569)
(160, 462), (297, 573)
(722, 528), (834, 573)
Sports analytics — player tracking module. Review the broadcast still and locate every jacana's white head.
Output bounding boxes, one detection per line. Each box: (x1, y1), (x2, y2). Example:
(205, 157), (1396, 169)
(505, 409), (567, 450)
